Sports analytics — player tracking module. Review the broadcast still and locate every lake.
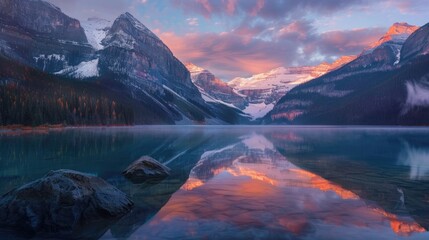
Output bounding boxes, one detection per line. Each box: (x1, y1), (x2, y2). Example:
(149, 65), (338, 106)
(1, 126), (429, 239)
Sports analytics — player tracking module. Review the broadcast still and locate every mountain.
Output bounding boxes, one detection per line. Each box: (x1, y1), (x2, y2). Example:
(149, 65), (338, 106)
(266, 22), (429, 125)
(98, 13), (202, 122)
(186, 56), (354, 120)
(0, 54), (140, 126)
(186, 63), (247, 109)
(367, 22), (419, 50)
(99, 13), (203, 107)
(96, 13), (248, 124)
(353, 22), (420, 69)
(81, 17), (112, 51)
(401, 23), (429, 61)
(227, 56), (355, 119)
(0, 0), (93, 73)
(0, 1), (247, 125)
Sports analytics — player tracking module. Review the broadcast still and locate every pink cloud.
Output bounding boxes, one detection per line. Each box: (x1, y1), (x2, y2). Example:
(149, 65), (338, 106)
(317, 28), (385, 54)
(226, 0), (238, 14)
(156, 30), (286, 79)
(155, 24), (385, 80)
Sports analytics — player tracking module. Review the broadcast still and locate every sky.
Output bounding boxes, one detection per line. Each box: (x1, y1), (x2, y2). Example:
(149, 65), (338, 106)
(49, 0), (429, 80)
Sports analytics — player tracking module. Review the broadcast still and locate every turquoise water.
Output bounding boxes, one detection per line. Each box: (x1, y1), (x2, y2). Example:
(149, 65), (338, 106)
(1, 126), (429, 239)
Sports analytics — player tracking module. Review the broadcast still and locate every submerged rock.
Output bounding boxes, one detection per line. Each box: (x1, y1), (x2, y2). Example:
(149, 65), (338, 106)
(123, 156), (170, 183)
(0, 169), (133, 237)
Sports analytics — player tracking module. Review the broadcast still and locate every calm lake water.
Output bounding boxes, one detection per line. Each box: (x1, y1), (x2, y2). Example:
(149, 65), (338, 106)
(1, 126), (429, 239)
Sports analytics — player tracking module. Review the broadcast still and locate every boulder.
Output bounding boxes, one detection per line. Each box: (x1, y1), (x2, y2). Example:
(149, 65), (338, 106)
(0, 169), (133, 236)
(122, 156), (170, 183)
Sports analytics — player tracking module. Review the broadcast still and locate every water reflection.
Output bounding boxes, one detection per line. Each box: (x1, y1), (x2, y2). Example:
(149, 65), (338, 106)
(127, 131), (429, 240)
(398, 143), (429, 180)
(1, 127), (429, 239)
(267, 128), (429, 235)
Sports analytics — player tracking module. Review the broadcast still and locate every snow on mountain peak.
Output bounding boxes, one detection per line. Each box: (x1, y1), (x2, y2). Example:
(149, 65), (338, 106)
(185, 62), (249, 112)
(186, 63), (206, 75)
(186, 63), (233, 90)
(101, 12), (163, 50)
(185, 55), (356, 120)
(368, 22), (419, 49)
(387, 22), (419, 35)
(226, 56), (355, 119)
(228, 57), (355, 92)
(117, 12), (160, 40)
(81, 18), (111, 50)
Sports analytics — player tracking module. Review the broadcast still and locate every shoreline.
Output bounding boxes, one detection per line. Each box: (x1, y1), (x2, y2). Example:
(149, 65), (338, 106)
(0, 124), (133, 135)
(2, 124), (429, 131)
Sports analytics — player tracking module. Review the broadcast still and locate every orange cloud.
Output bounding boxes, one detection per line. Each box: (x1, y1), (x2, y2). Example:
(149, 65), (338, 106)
(156, 30), (284, 80)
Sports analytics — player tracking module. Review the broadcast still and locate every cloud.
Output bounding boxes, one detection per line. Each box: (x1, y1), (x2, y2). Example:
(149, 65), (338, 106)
(404, 77), (429, 112)
(315, 28), (385, 56)
(48, 0), (140, 20)
(156, 23), (385, 80)
(383, 0), (429, 14)
(47, 0), (425, 79)
(186, 18), (199, 26)
(172, 0), (369, 19)
(163, 0), (391, 79)
(155, 30), (288, 80)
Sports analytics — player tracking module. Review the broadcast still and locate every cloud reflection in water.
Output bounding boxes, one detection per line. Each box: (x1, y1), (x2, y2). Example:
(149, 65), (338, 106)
(131, 133), (426, 239)
(398, 143), (429, 180)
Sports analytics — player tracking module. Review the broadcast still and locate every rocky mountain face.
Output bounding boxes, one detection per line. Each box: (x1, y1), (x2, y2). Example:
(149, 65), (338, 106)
(267, 22), (429, 125)
(0, 1), (248, 125)
(96, 13), (248, 124)
(368, 22), (419, 49)
(99, 13), (204, 107)
(0, 0), (93, 72)
(186, 56), (355, 120)
(186, 63), (248, 109)
(401, 23), (429, 61)
(343, 23), (420, 73)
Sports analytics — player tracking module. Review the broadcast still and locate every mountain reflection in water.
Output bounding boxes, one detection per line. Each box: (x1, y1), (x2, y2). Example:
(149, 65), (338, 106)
(126, 129), (427, 240)
(1, 126), (429, 239)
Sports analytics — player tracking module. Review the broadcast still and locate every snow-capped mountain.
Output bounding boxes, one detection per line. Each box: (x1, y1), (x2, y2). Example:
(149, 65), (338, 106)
(267, 22), (429, 125)
(186, 63), (248, 109)
(99, 13), (191, 85)
(186, 56), (354, 120)
(93, 12), (247, 124)
(227, 56), (356, 119)
(0, 0), (94, 73)
(367, 22), (419, 50)
(360, 22), (419, 65)
(0, 1), (248, 125)
(81, 17), (111, 50)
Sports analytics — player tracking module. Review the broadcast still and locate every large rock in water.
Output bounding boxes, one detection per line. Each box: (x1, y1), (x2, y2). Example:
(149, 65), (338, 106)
(123, 156), (171, 183)
(0, 170), (133, 237)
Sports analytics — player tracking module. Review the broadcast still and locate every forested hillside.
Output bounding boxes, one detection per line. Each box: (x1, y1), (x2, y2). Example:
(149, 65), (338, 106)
(0, 55), (140, 126)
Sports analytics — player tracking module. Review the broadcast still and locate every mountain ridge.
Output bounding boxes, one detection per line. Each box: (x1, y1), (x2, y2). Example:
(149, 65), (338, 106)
(0, 1), (248, 125)
(266, 22), (429, 125)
